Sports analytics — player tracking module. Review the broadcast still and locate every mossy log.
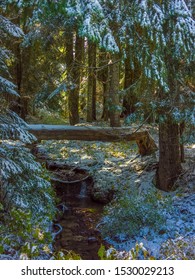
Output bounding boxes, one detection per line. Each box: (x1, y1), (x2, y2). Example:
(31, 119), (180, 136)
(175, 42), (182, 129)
(28, 124), (158, 156)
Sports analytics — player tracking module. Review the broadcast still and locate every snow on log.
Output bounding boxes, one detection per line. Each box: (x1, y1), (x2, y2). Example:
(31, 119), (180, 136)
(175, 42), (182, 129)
(27, 124), (158, 156)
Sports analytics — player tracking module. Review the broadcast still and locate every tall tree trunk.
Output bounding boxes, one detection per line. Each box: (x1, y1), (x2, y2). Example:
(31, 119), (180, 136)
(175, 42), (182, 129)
(155, 7), (185, 191)
(9, 13), (24, 118)
(73, 34), (83, 121)
(15, 44), (29, 120)
(16, 44), (22, 94)
(156, 117), (182, 191)
(87, 41), (96, 122)
(109, 54), (121, 127)
(65, 31), (74, 124)
(179, 121), (185, 163)
(7, 9), (31, 120)
(102, 81), (110, 121)
(92, 63), (97, 121)
(122, 47), (138, 117)
(65, 32), (81, 125)
(9, 43), (23, 117)
(98, 51), (110, 121)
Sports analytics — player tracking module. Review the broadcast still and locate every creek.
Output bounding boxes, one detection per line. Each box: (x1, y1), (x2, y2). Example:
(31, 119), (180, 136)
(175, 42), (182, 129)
(49, 163), (106, 260)
(31, 146), (107, 259)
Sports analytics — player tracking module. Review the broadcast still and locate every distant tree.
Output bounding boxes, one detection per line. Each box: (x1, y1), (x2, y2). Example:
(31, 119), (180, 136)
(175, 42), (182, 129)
(108, 53), (121, 127)
(1, 1), (33, 119)
(64, 30), (83, 125)
(98, 51), (110, 121)
(122, 43), (140, 117)
(100, 0), (123, 127)
(87, 41), (97, 122)
(71, 0), (119, 125)
(38, 0), (118, 124)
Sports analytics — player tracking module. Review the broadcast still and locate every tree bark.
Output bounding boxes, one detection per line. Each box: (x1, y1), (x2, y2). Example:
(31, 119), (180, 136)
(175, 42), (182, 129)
(87, 41), (96, 122)
(179, 121), (185, 163)
(155, 10), (184, 192)
(65, 32), (82, 125)
(102, 82), (110, 121)
(122, 47), (138, 117)
(28, 124), (158, 156)
(109, 54), (121, 127)
(10, 18), (24, 118)
(156, 116), (182, 191)
(98, 51), (110, 121)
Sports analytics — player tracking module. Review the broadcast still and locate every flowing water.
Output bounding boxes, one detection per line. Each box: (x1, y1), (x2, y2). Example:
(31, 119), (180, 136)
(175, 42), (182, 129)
(53, 180), (105, 260)
(31, 148), (106, 259)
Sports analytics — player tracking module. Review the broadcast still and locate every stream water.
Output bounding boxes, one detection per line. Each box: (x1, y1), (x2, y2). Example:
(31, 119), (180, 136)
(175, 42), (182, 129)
(53, 181), (105, 260)
(31, 146), (106, 260)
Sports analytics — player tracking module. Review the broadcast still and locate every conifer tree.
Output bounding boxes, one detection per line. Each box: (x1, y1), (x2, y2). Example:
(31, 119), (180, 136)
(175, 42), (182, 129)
(0, 6), (55, 259)
(120, 0), (195, 190)
(87, 41), (97, 122)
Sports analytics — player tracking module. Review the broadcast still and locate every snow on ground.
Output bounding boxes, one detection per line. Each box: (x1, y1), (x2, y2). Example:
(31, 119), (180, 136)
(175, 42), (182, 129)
(41, 133), (195, 260)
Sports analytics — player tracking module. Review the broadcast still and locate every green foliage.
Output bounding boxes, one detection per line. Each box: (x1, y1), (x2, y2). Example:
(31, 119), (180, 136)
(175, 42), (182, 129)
(98, 244), (116, 260)
(98, 243), (154, 260)
(53, 250), (82, 260)
(0, 110), (36, 142)
(160, 237), (195, 260)
(101, 187), (171, 239)
(1, 0), (194, 260)
(0, 9), (56, 259)
(0, 10), (23, 97)
(29, 104), (67, 125)
(0, 208), (53, 259)
(0, 140), (56, 259)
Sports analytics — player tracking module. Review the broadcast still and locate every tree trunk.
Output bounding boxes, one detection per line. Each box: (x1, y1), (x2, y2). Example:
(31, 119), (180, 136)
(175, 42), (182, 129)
(92, 63), (97, 121)
(65, 32), (81, 125)
(179, 121), (185, 163)
(11, 32), (24, 118)
(73, 34), (83, 121)
(122, 47), (138, 117)
(156, 116), (182, 191)
(98, 51), (110, 121)
(87, 41), (96, 122)
(109, 54), (121, 127)
(28, 124), (158, 156)
(102, 82), (110, 121)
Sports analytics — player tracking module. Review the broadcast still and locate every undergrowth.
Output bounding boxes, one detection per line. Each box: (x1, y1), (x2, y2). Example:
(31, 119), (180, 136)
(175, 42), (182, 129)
(100, 187), (172, 239)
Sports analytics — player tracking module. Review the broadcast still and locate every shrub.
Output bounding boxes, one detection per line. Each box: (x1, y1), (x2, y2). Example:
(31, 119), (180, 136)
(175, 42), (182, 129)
(100, 187), (171, 239)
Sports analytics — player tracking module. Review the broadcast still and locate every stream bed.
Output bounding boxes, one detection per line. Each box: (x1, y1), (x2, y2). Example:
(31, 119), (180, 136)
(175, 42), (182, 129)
(49, 165), (106, 260)
(31, 147), (107, 259)
(53, 193), (104, 259)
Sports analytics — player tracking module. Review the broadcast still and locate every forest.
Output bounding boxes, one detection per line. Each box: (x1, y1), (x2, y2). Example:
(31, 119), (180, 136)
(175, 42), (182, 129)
(0, 0), (194, 260)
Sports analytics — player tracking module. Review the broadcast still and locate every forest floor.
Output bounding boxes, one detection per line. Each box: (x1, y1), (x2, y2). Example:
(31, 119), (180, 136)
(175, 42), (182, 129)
(39, 123), (195, 260)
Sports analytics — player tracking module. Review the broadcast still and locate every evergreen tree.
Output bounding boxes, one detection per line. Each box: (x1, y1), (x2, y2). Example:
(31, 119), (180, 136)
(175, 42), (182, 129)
(98, 51), (110, 121)
(2, 0), (194, 192)
(0, 6), (55, 259)
(87, 41), (97, 122)
(43, 0), (118, 124)
(121, 0), (195, 190)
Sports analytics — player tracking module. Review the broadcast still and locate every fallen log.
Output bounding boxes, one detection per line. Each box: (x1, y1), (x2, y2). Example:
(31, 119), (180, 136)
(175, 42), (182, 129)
(27, 124), (158, 156)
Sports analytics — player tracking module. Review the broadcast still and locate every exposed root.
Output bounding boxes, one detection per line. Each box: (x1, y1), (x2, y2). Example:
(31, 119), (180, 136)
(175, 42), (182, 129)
(52, 223), (63, 239)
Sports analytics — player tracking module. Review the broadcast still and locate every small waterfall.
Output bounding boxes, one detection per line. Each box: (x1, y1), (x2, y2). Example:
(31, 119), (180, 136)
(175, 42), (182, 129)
(78, 181), (88, 198)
